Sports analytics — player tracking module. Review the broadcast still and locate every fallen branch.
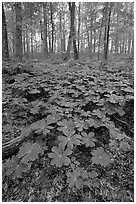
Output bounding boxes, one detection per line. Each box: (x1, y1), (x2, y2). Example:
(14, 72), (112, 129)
(2, 126), (32, 160)
(113, 115), (134, 133)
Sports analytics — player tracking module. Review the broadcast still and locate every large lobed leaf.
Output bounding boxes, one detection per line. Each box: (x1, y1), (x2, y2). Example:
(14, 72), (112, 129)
(48, 145), (72, 167)
(18, 142), (44, 164)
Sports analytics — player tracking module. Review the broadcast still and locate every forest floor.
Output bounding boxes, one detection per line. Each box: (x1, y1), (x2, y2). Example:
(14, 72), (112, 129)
(2, 56), (134, 202)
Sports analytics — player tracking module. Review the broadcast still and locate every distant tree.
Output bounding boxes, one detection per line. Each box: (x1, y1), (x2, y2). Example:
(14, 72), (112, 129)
(50, 3), (54, 53)
(98, 15), (103, 61)
(2, 3), (9, 60)
(15, 2), (23, 61)
(77, 2), (81, 53)
(64, 2), (78, 60)
(103, 2), (112, 61)
(43, 3), (48, 56)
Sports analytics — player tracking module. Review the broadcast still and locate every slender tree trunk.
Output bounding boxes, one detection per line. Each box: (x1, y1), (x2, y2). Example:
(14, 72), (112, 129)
(121, 33), (125, 54)
(93, 29), (96, 53)
(62, 11), (66, 52)
(2, 3), (9, 60)
(93, 16), (96, 53)
(30, 31), (33, 57)
(98, 17), (103, 60)
(23, 28), (25, 55)
(80, 23), (83, 53)
(104, 3), (112, 60)
(43, 3), (48, 56)
(48, 20), (51, 54)
(50, 3), (54, 53)
(86, 28), (90, 53)
(115, 13), (119, 54)
(103, 3), (108, 60)
(59, 8), (63, 52)
(64, 2), (78, 61)
(77, 2), (81, 53)
(127, 34), (131, 55)
(89, 7), (93, 57)
(26, 24), (29, 58)
(110, 38), (114, 53)
(30, 16), (33, 58)
(131, 34), (134, 57)
(15, 2), (23, 61)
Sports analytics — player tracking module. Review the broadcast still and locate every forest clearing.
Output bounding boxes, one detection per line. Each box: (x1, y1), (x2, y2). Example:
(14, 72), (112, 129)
(2, 2), (134, 202)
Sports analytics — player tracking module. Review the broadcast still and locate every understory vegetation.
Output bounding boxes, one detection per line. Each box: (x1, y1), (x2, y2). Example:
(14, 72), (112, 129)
(2, 56), (134, 202)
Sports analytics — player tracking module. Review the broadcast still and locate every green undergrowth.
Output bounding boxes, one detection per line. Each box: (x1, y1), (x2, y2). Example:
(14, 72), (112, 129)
(2, 58), (134, 202)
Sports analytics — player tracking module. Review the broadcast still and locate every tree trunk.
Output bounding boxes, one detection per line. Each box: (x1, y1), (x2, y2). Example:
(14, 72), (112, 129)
(127, 34), (132, 55)
(48, 20), (51, 54)
(86, 27), (90, 53)
(2, 3), (9, 60)
(115, 13), (119, 54)
(93, 29), (96, 53)
(43, 3), (48, 56)
(50, 3), (54, 53)
(89, 8), (93, 57)
(131, 34), (134, 57)
(121, 33), (125, 54)
(77, 2), (81, 53)
(15, 2), (23, 61)
(64, 2), (78, 61)
(23, 28), (25, 55)
(103, 2), (112, 61)
(62, 11), (66, 52)
(110, 38), (114, 53)
(59, 8), (63, 52)
(30, 27), (33, 57)
(98, 16), (103, 60)
(26, 24), (29, 58)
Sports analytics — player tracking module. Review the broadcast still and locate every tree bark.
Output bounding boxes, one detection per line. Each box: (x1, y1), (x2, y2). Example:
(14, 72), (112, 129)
(62, 11), (66, 52)
(64, 2), (78, 60)
(26, 24), (29, 58)
(30, 26), (33, 57)
(2, 3), (9, 60)
(103, 3), (112, 61)
(15, 2), (23, 61)
(59, 7), (63, 52)
(50, 3), (54, 53)
(43, 3), (48, 56)
(131, 34), (134, 57)
(93, 17), (96, 53)
(98, 16), (103, 60)
(115, 13), (119, 54)
(77, 2), (81, 53)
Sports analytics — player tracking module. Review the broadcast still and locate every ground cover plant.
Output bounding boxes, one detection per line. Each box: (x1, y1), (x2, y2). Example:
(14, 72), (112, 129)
(2, 57), (134, 202)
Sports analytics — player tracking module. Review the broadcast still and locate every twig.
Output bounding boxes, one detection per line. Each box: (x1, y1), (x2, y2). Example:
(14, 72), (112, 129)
(113, 115), (134, 133)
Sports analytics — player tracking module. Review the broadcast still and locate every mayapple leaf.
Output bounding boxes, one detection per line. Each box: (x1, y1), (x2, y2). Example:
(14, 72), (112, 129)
(4, 156), (28, 178)
(67, 168), (83, 189)
(58, 129), (82, 150)
(29, 89), (40, 94)
(48, 146), (72, 167)
(119, 141), (130, 151)
(110, 128), (126, 140)
(88, 170), (98, 178)
(31, 119), (54, 136)
(46, 112), (61, 124)
(109, 139), (119, 150)
(81, 131), (97, 147)
(74, 120), (88, 132)
(91, 147), (112, 167)
(57, 119), (75, 132)
(18, 142), (44, 164)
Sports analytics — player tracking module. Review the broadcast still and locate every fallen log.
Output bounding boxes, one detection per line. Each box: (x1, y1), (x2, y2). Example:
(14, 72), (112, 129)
(2, 126), (32, 160)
